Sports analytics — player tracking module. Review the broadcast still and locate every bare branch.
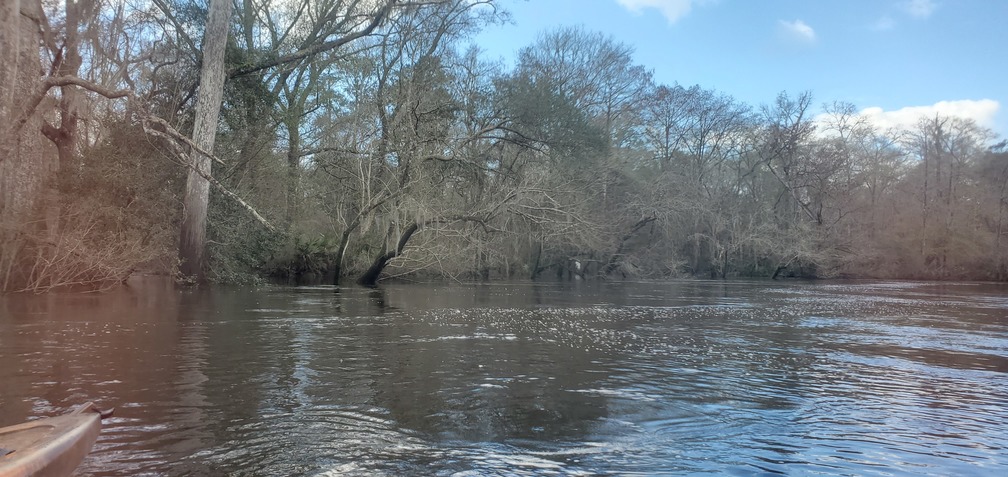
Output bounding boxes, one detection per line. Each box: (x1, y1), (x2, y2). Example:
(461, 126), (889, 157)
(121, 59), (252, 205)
(16, 71), (276, 232)
(42, 75), (132, 98)
(229, 0), (400, 78)
(150, 0), (200, 59)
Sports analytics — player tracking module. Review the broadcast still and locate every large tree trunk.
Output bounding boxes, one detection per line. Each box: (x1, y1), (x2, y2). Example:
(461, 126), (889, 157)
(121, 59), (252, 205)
(178, 0), (234, 282)
(331, 195), (401, 285)
(0, 0), (50, 291)
(40, 0), (92, 171)
(0, 0), (22, 129)
(357, 222), (419, 287)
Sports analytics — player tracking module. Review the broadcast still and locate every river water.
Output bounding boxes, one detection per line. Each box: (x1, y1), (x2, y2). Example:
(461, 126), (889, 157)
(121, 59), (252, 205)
(1, 279), (1006, 476)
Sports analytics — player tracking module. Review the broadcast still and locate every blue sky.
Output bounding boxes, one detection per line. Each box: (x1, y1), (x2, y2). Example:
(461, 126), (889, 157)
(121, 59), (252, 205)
(471, 0), (1007, 139)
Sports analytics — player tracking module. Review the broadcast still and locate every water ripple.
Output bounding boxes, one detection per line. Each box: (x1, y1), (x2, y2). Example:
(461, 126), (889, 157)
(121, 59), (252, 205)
(1, 280), (1006, 476)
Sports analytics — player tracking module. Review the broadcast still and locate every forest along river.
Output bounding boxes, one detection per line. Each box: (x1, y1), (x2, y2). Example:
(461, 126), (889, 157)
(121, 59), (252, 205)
(1, 280), (1006, 476)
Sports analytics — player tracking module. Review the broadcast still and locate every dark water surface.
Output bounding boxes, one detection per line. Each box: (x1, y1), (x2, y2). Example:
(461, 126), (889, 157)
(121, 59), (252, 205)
(1, 279), (1006, 476)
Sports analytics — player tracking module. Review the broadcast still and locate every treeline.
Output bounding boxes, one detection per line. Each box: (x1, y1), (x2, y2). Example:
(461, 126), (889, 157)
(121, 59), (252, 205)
(1, 0), (1005, 292)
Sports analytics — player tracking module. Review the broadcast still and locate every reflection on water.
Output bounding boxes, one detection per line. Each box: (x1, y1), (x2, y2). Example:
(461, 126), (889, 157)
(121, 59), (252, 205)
(1, 279), (1007, 475)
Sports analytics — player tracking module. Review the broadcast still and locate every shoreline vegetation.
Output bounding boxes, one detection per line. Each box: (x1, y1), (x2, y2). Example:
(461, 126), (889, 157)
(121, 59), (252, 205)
(2, 1), (1006, 294)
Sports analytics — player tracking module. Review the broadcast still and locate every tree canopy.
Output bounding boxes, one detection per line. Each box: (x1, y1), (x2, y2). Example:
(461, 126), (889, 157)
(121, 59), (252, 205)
(0, 0), (1004, 292)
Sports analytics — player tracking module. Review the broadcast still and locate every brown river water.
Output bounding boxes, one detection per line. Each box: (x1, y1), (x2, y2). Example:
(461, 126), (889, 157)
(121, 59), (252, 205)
(1, 279), (1006, 475)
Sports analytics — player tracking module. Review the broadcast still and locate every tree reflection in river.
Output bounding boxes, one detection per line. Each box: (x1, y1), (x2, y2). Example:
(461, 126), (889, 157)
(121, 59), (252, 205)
(1, 279), (1006, 475)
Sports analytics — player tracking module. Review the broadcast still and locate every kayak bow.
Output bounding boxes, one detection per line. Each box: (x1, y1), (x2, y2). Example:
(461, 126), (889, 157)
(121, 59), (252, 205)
(0, 403), (109, 477)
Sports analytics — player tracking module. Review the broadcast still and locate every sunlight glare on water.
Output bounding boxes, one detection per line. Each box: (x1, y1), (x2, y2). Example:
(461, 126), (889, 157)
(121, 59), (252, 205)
(0, 279), (1006, 475)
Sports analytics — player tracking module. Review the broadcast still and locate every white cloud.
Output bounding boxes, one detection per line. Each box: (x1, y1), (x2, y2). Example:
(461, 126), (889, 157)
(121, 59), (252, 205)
(616, 0), (695, 24)
(871, 16), (896, 31)
(870, 0), (937, 31)
(856, 99), (999, 132)
(902, 0), (937, 19)
(778, 19), (816, 44)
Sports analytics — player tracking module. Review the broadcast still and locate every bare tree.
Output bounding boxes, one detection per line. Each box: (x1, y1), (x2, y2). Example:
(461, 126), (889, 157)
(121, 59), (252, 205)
(904, 115), (993, 277)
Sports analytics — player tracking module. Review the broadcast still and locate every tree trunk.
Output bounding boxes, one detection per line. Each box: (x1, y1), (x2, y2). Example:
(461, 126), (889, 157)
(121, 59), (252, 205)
(603, 216), (656, 275)
(721, 247), (728, 279)
(40, 0), (92, 171)
(178, 0), (234, 282)
(0, 0), (22, 130)
(332, 198), (394, 285)
(332, 225), (353, 285)
(357, 222), (419, 287)
(0, 0), (49, 291)
(285, 117), (301, 228)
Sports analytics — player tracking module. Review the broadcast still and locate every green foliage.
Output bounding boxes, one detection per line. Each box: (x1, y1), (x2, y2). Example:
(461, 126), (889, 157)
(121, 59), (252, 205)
(266, 234), (341, 282)
(206, 190), (286, 285)
(497, 71), (607, 161)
